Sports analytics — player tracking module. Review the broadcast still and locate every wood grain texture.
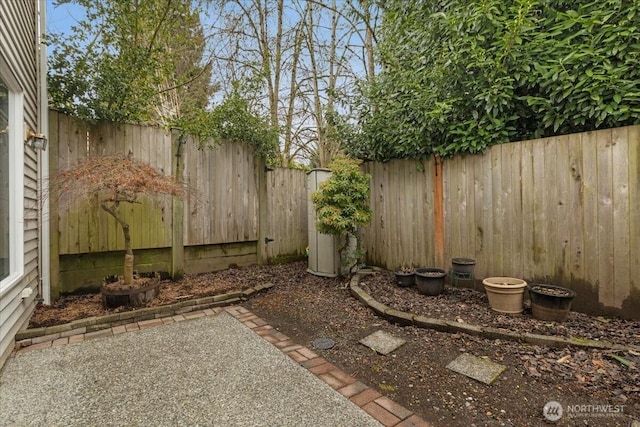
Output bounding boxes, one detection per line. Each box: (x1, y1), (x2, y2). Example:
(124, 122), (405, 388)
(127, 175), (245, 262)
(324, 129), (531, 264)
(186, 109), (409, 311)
(362, 126), (639, 313)
(50, 111), (640, 313)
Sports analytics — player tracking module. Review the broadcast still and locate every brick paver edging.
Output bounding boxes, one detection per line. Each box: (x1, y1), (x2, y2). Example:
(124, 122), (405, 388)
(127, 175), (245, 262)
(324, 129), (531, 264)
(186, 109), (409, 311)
(12, 306), (432, 427)
(350, 274), (640, 353)
(14, 283), (274, 347)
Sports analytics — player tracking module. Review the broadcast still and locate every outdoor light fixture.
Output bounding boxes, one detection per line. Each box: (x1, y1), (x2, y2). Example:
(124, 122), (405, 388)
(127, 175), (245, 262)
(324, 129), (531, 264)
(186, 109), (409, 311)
(25, 128), (47, 151)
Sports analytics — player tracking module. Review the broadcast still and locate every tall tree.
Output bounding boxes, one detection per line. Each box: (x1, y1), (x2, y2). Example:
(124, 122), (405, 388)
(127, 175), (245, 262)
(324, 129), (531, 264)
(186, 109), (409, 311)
(298, 0), (381, 166)
(208, 0), (298, 166)
(207, 0), (380, 166)
(48, 0), (215, 126)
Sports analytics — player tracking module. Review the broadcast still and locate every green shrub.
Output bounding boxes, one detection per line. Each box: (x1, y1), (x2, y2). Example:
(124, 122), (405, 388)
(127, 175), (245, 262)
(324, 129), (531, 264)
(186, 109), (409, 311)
(312, 156), (372, 274)
(312, 156), (372, 237)
(348, 0), (640, 161)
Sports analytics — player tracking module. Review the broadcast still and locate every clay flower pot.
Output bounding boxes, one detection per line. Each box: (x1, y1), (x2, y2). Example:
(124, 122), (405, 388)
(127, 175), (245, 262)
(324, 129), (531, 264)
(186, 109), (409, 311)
(528, 284), (576, 322)
(482, 277), (527, 314)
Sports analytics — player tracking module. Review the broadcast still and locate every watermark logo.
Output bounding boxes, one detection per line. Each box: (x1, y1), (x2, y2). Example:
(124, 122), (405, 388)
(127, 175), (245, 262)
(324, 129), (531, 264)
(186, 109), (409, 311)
(543, 401), (563, 422)
(543, 401), (626, 421)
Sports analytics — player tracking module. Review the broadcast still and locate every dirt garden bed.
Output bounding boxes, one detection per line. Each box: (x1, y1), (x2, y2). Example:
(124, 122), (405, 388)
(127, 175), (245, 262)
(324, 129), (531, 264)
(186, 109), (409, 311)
(29, 261), (639, 426)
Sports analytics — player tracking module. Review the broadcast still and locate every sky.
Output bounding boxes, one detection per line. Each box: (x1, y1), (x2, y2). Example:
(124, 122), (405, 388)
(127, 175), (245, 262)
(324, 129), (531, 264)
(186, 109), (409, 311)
(46, 0), (85, 46)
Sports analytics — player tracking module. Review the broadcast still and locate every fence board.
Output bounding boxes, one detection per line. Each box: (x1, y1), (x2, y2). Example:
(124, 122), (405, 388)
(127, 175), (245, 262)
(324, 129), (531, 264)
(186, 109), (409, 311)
(543, 137), (558, 279)
(556, 135), (571, 281)
(567, 133), (584, 279)
(509, 142), (523, 277)
(501, 144), (515, 276)
(582, 131), (599, 288)
(443, 156), (457, 267)
(465, 156), (477, 267)
(596, 129), (615, 305)
(532, 140), (546, 274)
(386, 162), (399, 267)
(408, 162), (421, 264)
(214, 144), (226, 242)
(491, 147), (505, 274)
(520, 140), (535, 279)
(629, 127), (640, 293)
(611, 127), (630, 304)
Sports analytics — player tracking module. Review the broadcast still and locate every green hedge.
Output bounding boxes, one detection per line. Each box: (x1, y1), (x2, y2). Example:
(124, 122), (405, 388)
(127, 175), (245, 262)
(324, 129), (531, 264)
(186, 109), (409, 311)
(348, 0), (640, 161)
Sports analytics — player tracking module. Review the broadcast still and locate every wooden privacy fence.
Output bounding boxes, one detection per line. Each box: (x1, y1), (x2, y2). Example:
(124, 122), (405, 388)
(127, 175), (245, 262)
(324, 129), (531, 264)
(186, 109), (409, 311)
(362, 125), (640, 318)
(48, 111), (307, 297)
(266, 168), (308, 260)
(48, 109), (638, 318)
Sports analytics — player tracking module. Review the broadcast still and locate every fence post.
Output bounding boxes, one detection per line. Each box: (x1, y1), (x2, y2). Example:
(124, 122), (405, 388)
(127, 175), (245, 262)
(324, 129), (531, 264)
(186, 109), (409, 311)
(256, 156), (268, 265)
(434, 155), (445, 268)
(48, 110), (61, 300)
(170, 130), (185, 279)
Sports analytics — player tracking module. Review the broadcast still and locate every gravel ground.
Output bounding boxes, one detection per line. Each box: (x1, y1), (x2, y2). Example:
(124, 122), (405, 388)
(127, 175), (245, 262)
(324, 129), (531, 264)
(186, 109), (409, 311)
(2, 313), (381, 427)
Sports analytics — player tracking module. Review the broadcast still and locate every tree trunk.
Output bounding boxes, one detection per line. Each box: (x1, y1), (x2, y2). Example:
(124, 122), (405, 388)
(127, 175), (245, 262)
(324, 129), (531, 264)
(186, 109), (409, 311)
(101, 202), (135, 285)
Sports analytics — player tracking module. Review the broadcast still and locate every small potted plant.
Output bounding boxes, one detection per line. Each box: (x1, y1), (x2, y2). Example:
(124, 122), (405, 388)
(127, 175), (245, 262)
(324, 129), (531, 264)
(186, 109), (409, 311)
(394, 265), (415, 287)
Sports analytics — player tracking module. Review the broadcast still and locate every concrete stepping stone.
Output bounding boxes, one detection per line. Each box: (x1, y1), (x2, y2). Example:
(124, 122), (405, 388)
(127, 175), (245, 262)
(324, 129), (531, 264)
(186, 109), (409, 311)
(446, 353), (507, 385)
(359, 330), (406, 355)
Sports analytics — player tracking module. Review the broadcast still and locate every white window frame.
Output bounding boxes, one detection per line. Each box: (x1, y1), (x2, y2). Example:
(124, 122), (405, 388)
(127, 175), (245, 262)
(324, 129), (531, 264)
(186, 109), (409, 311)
(0, 66), (25, 295)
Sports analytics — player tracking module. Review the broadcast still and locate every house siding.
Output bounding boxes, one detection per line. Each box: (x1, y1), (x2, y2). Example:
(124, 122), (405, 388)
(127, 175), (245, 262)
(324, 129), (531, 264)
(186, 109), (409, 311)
(0, 1), (42, 368)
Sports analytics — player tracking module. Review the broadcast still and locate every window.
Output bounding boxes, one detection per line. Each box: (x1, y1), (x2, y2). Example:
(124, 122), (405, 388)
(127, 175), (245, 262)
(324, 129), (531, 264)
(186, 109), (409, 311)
(0, 72), (24, 291)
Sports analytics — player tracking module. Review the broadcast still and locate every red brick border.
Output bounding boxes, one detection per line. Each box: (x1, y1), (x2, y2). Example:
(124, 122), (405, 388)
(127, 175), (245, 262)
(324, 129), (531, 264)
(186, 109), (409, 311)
(13, 306), (432, 427)
(226, 307), (433, 427)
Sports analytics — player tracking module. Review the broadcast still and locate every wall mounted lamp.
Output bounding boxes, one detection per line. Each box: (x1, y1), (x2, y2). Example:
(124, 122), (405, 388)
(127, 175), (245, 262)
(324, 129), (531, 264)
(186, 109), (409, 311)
(25, 128), (47, 151)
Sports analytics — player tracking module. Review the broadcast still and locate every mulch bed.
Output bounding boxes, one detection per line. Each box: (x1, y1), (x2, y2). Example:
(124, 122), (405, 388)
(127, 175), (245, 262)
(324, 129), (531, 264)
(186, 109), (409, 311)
(362, 270), (640, 348)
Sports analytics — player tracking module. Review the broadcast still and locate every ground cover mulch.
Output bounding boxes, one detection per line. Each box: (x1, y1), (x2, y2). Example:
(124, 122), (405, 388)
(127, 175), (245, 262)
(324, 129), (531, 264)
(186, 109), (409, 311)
(28, 261), (639, 426)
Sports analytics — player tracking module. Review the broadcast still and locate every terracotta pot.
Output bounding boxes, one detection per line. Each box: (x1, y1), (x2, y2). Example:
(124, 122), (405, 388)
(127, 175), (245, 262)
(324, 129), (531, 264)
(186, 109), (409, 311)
(482, 277), (527, 314)
(528, 284), (576, 321)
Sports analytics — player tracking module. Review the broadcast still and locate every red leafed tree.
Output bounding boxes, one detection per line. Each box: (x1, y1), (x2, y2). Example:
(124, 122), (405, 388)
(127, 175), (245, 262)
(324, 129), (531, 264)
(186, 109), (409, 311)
(52, 154), (183, 286)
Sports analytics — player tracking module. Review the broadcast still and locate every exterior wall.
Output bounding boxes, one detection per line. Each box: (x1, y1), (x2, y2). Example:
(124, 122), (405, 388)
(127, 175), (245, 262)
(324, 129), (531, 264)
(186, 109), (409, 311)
(0, 1), (44, 368)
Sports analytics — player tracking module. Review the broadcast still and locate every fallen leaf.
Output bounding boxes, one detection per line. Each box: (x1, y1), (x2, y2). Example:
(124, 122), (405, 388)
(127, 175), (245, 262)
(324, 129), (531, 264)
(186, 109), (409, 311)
(607, 354), (632, 367)
(592, 359), (606, 369)
(379, 383), (396, 392)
